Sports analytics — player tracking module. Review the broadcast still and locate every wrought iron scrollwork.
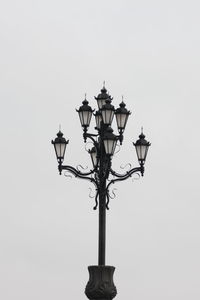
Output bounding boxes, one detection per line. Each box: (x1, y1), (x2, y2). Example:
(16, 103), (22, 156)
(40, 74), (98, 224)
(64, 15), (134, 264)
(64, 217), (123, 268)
(106, 167), (142, 199)
(93, 191), (99, 210)
(60, 164), (142, 209)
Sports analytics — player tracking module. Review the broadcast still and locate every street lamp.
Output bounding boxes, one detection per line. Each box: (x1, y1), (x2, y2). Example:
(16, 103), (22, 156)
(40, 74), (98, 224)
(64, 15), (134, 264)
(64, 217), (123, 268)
(133, 130), (151, 176)
(101, 99), (115, 125)
(51, 86), (150, 300)
(102, 127), (118, 156)
(51, 131), (69, 172)
(115, 100), (131, 134)
(95, 85), (112, 110)
(76, 97), (94, 132)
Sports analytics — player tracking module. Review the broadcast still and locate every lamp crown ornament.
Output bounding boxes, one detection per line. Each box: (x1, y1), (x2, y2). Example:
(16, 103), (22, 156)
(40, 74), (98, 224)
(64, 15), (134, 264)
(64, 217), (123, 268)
(56, 130), (63, 138)
(51, 85), (150, 300)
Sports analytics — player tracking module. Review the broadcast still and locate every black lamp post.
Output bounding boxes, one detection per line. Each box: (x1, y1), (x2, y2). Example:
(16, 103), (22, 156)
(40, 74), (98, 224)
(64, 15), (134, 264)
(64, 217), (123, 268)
(51, 86), (151, 300)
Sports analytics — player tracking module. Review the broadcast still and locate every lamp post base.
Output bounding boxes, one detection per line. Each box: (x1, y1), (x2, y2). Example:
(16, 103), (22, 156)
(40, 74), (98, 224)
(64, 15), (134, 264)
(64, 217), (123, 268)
(85, 265), (117, 300)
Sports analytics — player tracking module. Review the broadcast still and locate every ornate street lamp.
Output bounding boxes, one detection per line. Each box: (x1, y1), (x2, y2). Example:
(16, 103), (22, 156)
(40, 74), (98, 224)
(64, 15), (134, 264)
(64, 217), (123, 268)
(51, 85), (150, 300)
(51, 131), (69, 170)
(102, 127), (117, 156)
(95, 86), (112, 110)
(101, 99), (115, 126)
(134, 130), (151, 175)
(115, 100), (131, 134)
(76, 97), (94, 132)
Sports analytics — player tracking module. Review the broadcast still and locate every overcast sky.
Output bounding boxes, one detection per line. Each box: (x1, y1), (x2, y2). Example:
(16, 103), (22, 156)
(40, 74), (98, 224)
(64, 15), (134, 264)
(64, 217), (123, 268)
(1, 0), (200, 299)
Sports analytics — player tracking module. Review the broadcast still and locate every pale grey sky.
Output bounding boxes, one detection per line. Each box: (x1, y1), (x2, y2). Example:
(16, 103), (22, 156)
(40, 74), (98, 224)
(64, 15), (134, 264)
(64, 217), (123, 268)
(1, 0), (200, 299)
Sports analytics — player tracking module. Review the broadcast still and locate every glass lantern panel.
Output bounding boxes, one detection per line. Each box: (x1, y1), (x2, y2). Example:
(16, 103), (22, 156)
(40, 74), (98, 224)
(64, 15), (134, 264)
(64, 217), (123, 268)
(95, 114), (102, 129)
(136, 145), (148, 160)
(116, 113), (128, 129)
(82, 111), (88, 126)
(79, 111), (84, 126)
(102, 110), (114, 125)
(86, 110), (92, 126)
(91, 151), (97, 166)
(55, 143), (66, 159)
(112, 140), (117, 155)
(79, 110), (92, 126)
(104, 139), (116, 155)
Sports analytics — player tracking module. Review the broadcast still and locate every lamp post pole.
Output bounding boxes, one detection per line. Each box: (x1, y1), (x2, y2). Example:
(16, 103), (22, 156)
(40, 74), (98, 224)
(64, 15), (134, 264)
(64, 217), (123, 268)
(98, 124), (111, 266)
(52, 85), (150, 300)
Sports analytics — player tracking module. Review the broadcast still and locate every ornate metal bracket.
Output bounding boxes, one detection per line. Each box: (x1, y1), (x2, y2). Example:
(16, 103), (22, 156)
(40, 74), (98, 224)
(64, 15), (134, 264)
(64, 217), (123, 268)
(59, 164), (143, 210)
(60, 165), (97, 186)
(106, 166), (142, 195)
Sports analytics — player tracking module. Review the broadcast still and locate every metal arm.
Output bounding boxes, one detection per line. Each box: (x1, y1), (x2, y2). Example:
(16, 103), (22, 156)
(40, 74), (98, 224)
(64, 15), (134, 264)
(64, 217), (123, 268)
(106, 166), (143, 193)
(84, 132), (100, 154)
(59, 164), (98, 189)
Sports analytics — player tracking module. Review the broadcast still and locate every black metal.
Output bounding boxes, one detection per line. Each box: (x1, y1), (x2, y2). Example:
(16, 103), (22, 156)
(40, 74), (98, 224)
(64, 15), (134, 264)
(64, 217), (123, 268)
(60, 165), (98, 188)
(98, 123), (110, 265)
(134, 131), (151, 164)
(51, 131), (69, 167)
(85, 266), (117, 300)
(98, 186), (106, 265)
(52, 85), (150, 299)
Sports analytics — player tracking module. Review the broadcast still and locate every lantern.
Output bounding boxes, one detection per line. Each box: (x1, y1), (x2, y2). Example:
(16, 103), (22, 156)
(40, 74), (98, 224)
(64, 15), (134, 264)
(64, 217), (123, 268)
(95, 86), (112, 110)
(115, 101), (131, 133)
(101, 99), (115, 126)
(77, 98), (93, 129)
(103, 127), (117, 156)
(52, 131), (69, 163)
(133, 131), (150, 163)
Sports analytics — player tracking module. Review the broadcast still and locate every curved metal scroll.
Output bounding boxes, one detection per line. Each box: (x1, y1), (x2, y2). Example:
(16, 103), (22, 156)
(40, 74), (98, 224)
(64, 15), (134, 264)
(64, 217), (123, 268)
(64, 171), (73, 179)
(120, 163), (132, 172)
(107, 167), (142, 194)
(76, 165), (89, 172)
(106, 188), (117, 210)
(93, 191), (99, 210)
(60, 165), (98, 190)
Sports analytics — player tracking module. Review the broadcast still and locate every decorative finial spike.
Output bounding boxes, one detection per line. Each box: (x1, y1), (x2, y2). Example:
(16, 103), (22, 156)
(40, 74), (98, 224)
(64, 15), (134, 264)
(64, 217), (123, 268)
(59, 124), (61, 131)
(122, 95), (124, 102)
(141, 126), (143, 134)
(103, 81), (105, 88)
(85, 93), (87, 99)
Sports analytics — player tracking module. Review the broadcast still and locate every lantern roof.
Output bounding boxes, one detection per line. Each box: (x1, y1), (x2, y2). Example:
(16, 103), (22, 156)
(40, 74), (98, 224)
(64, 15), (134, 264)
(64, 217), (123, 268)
(77, 98), (93, 112)
(103, 126), (117, 140)
(134, 132), (150, 146)
(101, 98), (115, 111)
(95, 86), (113, 101)
(115, 101), (131, 115)
(52, 130), (68, 145)
(94, 110), (102, 116)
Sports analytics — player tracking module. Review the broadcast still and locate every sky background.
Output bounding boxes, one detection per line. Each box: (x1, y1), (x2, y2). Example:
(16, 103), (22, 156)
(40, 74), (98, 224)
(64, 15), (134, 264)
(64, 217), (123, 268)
(1, 0), (200, 299)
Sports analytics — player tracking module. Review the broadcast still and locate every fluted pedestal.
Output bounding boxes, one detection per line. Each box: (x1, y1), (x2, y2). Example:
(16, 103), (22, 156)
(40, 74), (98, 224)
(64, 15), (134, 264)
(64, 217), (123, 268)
(85, 266), (117, 300)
